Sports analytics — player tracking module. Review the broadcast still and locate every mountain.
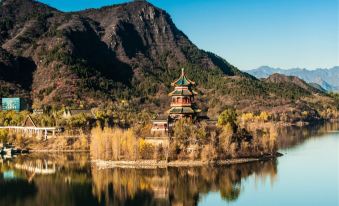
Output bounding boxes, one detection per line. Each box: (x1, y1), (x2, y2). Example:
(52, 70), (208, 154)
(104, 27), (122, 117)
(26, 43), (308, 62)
(264, 73), (323, 93)
(0, 0), (243, 105)
(246, 66), (339, 92)
(0, 0), (337, 120)
(308, 83), (327, 93)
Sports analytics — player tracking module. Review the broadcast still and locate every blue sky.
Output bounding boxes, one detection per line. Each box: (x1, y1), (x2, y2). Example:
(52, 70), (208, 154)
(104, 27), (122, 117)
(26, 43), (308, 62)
(38, 0), (338, 70)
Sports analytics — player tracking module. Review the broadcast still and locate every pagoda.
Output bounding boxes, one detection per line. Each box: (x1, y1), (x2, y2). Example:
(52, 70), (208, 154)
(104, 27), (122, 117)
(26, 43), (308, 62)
(168, 68), (200, 120)
(150, 68), (200, 137)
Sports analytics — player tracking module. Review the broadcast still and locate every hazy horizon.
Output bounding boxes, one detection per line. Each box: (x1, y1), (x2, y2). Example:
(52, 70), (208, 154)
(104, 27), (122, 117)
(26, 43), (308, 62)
(37, 0), (338, 70)
(242, 65), (339, 71)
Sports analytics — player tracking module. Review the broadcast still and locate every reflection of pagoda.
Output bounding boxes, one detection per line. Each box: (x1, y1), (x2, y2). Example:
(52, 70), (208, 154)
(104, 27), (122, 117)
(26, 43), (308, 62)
(168, 68), (200, 119)
(151, 68), (200, 137)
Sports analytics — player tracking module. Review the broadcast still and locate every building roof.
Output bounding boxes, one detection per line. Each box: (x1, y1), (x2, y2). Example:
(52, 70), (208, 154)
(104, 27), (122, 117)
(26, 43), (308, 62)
(168, 88), (197, 96)
(171, 68), (195, 87)
(64, 109), (94, 117)
(22, 115), (37, 127)
(168, 107), (195, 114)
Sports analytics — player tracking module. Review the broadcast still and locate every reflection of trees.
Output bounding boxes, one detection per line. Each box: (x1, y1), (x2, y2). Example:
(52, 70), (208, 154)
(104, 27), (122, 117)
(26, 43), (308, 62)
(91, 160), (278, 206)
(277, 122), (339, 150)
(220, 184), (240, 202)
(0, 153), (280, 206)
(13, 153), (91, 170)
(0, 179), (37, 204)
(91, 168), (165, 206)
(0, 153), (98, 206)
(20, 176), (98, 206)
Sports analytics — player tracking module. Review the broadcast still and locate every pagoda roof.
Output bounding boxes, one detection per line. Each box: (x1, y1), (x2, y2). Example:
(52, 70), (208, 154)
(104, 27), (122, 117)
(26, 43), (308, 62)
(171, 68), (195, 86)
(169, 89), (198, 96)
(168, 107), (195, 114)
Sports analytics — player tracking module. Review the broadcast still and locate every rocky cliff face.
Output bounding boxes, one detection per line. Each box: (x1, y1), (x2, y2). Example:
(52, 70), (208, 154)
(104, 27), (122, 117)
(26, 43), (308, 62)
(0, 0), (336, 118)
(0, 0), (242, 107)
(79, 2), (241, 75)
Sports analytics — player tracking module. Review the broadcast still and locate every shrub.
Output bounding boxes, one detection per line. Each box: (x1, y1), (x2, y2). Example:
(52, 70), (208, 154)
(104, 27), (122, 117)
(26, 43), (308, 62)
(0, 129), (9, 143)
(201, 144), (217, 161)
(72, 133), (89, 150)
(138, 139), (155, 159)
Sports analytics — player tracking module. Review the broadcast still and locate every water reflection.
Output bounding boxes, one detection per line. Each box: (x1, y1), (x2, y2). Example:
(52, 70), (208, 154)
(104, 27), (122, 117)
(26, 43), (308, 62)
(276, 121), (339, 150)
(91, 161), (277, 206)
(0, 153), (97, 206)
(0, 153), (277, 206)
(0, 121), (337, 206)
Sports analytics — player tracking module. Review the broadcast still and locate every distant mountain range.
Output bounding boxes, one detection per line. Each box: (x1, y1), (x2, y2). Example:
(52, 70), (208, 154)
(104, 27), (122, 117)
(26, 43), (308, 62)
(246, 66), (339, 92)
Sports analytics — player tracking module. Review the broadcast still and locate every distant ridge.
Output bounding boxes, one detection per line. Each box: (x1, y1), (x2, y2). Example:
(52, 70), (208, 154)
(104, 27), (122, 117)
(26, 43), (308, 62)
(246, 66), (339, 92)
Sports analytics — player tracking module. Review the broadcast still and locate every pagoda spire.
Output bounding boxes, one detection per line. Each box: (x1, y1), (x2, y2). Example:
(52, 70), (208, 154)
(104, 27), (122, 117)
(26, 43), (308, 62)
(171, 68), (195, 87)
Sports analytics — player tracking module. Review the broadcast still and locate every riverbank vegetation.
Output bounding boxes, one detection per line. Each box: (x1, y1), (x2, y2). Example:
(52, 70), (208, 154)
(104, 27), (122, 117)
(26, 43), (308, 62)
(0, 129), (90, 151)
(1, 103), (336, 162)
(89, 108), (277, 163)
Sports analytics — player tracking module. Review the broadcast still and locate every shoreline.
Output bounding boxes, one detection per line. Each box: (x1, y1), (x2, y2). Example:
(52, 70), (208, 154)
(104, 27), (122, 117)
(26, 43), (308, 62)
(29, 149), (89, 153)
(92, 153), (281, 169)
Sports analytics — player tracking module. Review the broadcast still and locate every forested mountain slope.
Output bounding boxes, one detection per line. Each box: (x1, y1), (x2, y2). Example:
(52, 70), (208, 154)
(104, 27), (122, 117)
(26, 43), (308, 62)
(0, 0), (337, 120)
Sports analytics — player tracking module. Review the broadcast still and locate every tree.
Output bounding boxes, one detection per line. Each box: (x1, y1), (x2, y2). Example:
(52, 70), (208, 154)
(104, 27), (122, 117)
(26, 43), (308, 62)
(172, 118), (195, 146)
(138, 139), (155, 159)
(258, 111), (270, 122)
(218, 108), (238, 132)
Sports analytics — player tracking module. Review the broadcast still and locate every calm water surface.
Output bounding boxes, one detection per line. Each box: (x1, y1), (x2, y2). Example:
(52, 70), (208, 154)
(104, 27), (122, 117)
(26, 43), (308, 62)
(1, 122), (338, 206)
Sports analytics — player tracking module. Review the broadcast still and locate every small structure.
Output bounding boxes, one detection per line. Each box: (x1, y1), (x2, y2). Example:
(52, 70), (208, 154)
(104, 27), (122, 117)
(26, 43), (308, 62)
(22, 115), (37, 127)
(151, 115), (169, 137)
(0, 115), (59, 140)
(63, 109), (94, 118)
(149, 115), (170, 145)
(1, 98), (31, 111)
(33, 109), (44, 115)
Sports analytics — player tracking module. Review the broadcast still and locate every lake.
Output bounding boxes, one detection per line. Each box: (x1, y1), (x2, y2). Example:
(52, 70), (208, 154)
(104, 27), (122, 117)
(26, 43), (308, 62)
(0, 122), (338, 206)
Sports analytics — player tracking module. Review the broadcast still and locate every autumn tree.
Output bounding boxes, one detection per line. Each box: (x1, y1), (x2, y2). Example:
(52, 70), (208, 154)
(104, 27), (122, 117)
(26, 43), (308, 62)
(218, 108), (238, 132)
